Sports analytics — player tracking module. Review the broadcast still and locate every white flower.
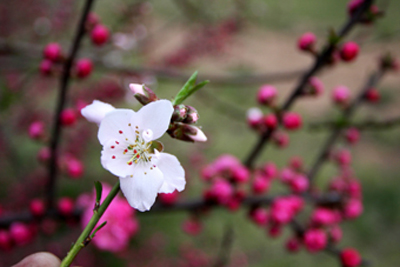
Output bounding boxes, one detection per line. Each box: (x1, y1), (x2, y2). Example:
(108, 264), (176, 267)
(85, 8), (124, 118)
(81, 99), (186, 212)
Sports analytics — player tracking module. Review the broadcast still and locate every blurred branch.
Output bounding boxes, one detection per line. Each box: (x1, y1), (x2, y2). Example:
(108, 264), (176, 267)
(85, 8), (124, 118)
(213, 224), (234, 267)
(0, 38), (305, 85)
(309, 115), (400, 131)
(46, 0), (96, 209)
(307, 68), (386, 184)
(243, 0), (374, 169)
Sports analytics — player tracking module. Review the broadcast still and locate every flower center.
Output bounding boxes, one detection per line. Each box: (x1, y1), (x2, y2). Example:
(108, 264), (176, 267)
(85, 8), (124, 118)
(125, 129), (154, 166)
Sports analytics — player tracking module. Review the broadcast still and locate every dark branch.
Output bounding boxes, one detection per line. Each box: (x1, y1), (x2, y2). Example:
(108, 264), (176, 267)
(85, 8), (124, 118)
(46, 0), (96, 209)
(243, 0), (374, 169)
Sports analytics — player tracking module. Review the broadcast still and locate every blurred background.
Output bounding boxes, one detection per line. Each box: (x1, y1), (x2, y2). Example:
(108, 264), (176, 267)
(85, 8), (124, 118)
(0, 0), (400, 266)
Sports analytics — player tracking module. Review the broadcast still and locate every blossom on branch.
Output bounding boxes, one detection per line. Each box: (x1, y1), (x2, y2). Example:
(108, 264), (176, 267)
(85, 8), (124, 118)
(81, 99), (186, 211)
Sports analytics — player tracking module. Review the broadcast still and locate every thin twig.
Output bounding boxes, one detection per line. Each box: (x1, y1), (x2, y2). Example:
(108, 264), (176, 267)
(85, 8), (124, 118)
(213, 224), (234, 267)
(46, 0), (96, 209)
(307, 69), (385, 184)
(309, 116), (400, 131)
(243, 0), (374, 169)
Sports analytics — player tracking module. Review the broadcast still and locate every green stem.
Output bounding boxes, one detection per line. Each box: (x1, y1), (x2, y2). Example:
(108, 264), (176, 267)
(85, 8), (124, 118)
(60, 181), (120, 267)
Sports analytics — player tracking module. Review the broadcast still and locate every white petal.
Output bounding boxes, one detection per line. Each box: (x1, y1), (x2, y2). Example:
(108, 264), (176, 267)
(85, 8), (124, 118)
(129, 83), (145, 95)
(136, 100), (173, 140)
(98, 109), (136, 145)
(81, 100), (115, 125)
(189, 127), (207, 142)
(119, 163), (164, 211)
(157, 153), (186, 193)
(101, 139), (136, 177)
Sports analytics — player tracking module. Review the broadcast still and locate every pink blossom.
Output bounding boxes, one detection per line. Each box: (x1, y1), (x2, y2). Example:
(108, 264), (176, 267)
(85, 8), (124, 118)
(332, 85), (351, 105)
(257, 85), (277, 105)
(252, 174), (271, 194)
(303, 228), (327, 253)
(80, 184), (139, 252)
(10, 222), (33, 246)
(308, 77), (324, 96)
(341, 248), (362, 267)
(297, 32), (316, 51)
(290, 174), (309, 193)
(263, 113), (278, 129)
(28, 121), (45, 140)
(283, 112), (302, 130)
(246, 107), (263, 128)
(340, 42), (359, 62)
(182, 218), (202, 235)
(311, 208), (340, 226)
(43, 43), (62, 61)
(249, 208), (269, 226)
(345, 128), (360, 144)
(343, 199), (363, 219)
(91, 24), (109, 46)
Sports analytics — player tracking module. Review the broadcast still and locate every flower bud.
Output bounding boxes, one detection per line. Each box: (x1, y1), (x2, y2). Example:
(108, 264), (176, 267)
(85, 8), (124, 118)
(332, 85), (351, 105)
(303, 228), (327, 253)
(129, 83), (158, 105)
(171, 104), (187, 122)
(252, 174), (271, 194)
(182, 218), (202, 235)
(10, 222), (33, 246)
(307, 77), (324, 96)
(60, 108), (77, 126)
(249, 208), (269, 226)
(29, 199), (46, 217)
(263, 113), (278, 129)
(257, 85), (277, 106)
(341, 248), (362, 267)
(58, 197), (74, 216)
(343, 199), (363, 219)
(43, 43), (62, 62)
(65, 157), (84, 179)
(183, 106), (199, 124)
(272, 131), (289, 148)
(90, 24), (109, 46)
(0, 230), (12, 251)
(364, 88), (380, 103)
(297, 32), (316, 52)
(283, 112), (302, 130)
(28, 121), (45, 140)
(345, 128), (360, 144)
(290, 174), (309, 193)
(159, 191), (179, 206)
(39, 60), (53, 76)
(168, 123), (207, 142)
(75, 58), (93, 78)
(285, 237), (301, 253)
(340, 42), (359, 62)
(247, 107), (263, 128)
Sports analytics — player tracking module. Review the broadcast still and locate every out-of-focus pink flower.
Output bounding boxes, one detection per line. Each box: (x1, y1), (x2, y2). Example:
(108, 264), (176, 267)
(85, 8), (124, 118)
(91, 24), (109, 46)
(10, 222), (33, 246)
(43, 43), (62, 62)
(341, 247), (362, 267)
(28, 121), (45, 140)
(308, 77), (324, 96)
(283, 112), (302, 130)
(332, 85), (351, 105)
(285, 237), (301, 253)
(343, 199), (363, 219)
(257, 85), (277, 106)
(303, 228), (327, 253)
(297, 32), (316, 51)
(290, 174), (309, 193)
(80, 184), (139, 252)
(311, 208), (340, 226)
(182, 218), (202, 235)
(340, 42), (359, 62)
(345, 128), (360, 144)
(246, 107), (263, 128)
(249, 208), (269, 226)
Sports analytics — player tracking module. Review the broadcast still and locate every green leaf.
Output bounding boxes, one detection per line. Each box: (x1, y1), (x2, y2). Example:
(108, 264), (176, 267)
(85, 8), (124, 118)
(172, 71), (209, 105)
(94, 181), (103, 204)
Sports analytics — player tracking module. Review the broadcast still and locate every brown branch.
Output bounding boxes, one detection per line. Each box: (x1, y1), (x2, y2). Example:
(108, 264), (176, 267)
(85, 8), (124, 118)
(243, 0), (374, 169)
(307, 68), (386, 184)
(46, 0), (96, 210)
